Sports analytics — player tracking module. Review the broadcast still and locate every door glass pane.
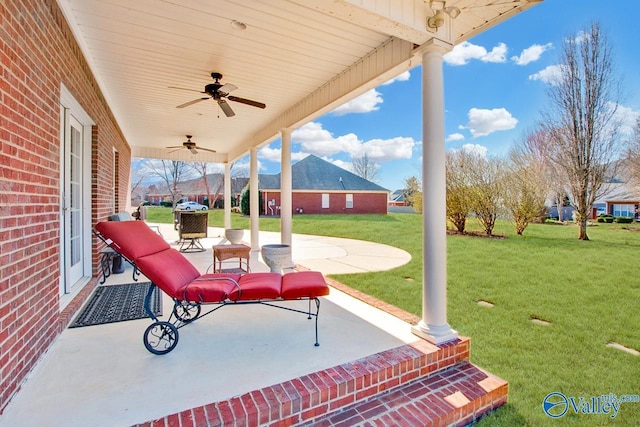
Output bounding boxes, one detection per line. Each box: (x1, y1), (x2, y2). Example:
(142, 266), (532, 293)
(70, 126), (82, 266)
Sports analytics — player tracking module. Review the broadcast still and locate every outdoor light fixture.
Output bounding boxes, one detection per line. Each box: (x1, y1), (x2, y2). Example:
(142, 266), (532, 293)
(427, 10), (446, 28)
(426, 3), (461, 29)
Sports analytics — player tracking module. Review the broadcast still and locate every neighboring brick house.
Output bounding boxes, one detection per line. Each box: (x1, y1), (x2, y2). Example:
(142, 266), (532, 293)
(140, 174), (248, 207)
(258, 155), (389, 215)
(593, 182), (640, 219)
(0, 1), (131, 411)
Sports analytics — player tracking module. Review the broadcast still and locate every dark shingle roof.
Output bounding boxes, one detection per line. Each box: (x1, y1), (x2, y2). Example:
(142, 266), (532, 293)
(259, 154), (388, 192)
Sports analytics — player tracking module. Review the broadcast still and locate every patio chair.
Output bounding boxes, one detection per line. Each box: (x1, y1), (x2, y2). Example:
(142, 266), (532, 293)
(94, 220), (330, 355)
(177, 211), (208, 252)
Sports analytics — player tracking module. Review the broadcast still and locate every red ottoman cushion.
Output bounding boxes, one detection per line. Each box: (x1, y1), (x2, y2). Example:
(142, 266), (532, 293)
(281, 271), (330, 299)
(231, 272), (283, 301)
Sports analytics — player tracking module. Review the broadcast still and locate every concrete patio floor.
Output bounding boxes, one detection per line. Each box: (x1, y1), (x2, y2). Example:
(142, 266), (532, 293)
(0, 224), (422, 427)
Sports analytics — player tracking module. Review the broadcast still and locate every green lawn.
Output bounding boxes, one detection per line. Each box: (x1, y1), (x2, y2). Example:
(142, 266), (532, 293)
(145, 208), (640, 425)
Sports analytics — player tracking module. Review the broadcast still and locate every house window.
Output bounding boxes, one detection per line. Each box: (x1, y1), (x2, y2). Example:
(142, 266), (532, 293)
(346, 194), (353, 209)
(612, 204), (634, 217)
(322, 193), (329, 209)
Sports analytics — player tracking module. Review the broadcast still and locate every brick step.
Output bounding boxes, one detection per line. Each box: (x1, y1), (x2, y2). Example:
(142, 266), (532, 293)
(137, 337), (507, 426)
(301, 361), (508, 426)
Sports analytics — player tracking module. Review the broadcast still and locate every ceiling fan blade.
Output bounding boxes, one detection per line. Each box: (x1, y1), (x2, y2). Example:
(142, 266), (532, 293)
(169, 86), (203, 93)
(228, 96), (266, 109)
(218, 99), (235, 117)
(220, 83), (237, 93)
(196, 146), (217, 153)
(166, 145), (184, 149)
(188, 147), (198, 154)
(167, 147), (184, 154)
(176, 98), (209, 109)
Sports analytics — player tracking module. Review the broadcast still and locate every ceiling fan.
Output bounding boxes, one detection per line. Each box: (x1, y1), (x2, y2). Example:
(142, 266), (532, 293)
(166, 135), (216, 154)
(171, 72), (266, 117)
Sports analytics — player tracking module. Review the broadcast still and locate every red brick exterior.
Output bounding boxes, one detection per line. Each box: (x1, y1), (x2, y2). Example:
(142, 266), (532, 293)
(261, 191), (388, 215)
(0, 0), (131, 412)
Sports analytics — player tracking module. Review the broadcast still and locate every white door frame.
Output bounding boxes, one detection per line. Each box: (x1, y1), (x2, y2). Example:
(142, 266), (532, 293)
(59, 84), (94, 309)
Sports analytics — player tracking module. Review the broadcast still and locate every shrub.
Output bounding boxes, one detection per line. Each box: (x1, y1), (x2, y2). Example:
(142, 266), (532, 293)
(597, 214), (614, 223)
(614, 216), (634, 223)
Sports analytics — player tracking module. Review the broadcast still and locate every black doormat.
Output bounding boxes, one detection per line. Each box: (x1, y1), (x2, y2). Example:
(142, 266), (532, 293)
(69, 282), (162, 328)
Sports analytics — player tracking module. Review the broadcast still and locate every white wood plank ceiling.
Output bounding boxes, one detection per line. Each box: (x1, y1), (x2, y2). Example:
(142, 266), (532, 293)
(56, 0), (541, 163)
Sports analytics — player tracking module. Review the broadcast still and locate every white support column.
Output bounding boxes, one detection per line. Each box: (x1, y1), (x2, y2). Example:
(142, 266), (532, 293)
(412, 40), (458, 345)
(250, 148), (260, 250)
(224, 162), (231, 230)
(281, 128), (293, 245)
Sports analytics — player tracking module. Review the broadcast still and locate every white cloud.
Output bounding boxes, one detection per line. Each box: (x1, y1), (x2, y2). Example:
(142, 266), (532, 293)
(444, 41), (507, 66)
(330, 158), (353, 170)
(608, 102), (640, 136)
(446, 133), (465, 142)
(464, 108), (518, 137)
(258, 146), (308, 163)
(573, 30), (589, 44)
(529, 64), (565, 86)
(460, 143), (488, 157)
(361, 137), (415, 161)
(291, 121), (416, 161)
(511, 43), (553, 65)
(382, 70), (411, 85)
(331, 89), (383, 115)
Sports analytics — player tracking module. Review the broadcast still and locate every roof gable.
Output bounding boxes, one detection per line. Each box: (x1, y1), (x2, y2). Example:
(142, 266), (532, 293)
(260, 155), (388, 192)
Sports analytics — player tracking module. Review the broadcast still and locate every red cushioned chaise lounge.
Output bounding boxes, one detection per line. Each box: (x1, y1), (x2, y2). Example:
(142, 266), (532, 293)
(94, 220), (330, 355)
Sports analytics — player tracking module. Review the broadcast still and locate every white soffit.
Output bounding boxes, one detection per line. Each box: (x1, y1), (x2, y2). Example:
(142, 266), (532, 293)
(55, 0), (541, 162)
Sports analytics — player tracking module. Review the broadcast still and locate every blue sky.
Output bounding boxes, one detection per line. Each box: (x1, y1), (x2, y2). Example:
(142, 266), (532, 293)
(239, 0), (640, 192)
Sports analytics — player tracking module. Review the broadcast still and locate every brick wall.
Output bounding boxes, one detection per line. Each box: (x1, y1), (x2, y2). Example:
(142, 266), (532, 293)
(0, 0), (131, 412)
(260, 191), (388, 215)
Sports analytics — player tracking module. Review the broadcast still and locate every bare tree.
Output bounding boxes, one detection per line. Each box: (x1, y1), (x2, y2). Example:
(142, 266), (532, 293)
(625, 117), (640, 185)
(543, 23), (622, 240)
(402, 176), (421, 207)
(518, 127), (568, 220)
(350, 153), (379, 182)
(467, 155), (504, 236)
(145, 159), (190, 210)
(190, 161), (227, 208)
(504, 147), (549, 235)
(445, 150), (474, 232)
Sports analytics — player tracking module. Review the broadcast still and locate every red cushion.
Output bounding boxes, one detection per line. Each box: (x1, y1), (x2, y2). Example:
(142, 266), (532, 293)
(135, 249), (200, 298)
(180, 274), (242, 302)
(281, 271), (330, 299)
(96, 221), (169, 261)
(231, 272), (283, 301)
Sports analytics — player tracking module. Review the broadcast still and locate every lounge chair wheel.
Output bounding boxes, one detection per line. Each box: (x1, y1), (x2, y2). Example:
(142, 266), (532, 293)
(173, 302), (201, 323)
(143, 321), (179, 355)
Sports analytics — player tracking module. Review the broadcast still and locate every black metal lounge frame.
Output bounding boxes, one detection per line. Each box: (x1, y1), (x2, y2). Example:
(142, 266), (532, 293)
(141, 282), (322, 355)
(93, 222), (330, 355)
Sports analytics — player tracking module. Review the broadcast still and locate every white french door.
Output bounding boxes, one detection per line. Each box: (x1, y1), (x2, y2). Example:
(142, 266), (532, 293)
(63, 114), (85, 290)
(59, 85), (94, 304)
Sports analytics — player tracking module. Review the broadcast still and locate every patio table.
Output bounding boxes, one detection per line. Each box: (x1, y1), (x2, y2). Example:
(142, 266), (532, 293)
(212, 244), (250, 274)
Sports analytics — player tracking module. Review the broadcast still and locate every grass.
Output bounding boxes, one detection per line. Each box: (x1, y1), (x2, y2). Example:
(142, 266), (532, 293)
(145, 207), (640, 425)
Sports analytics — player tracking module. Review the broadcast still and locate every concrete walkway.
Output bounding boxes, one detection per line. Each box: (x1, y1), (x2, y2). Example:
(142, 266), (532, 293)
(161, 223), (412, 275)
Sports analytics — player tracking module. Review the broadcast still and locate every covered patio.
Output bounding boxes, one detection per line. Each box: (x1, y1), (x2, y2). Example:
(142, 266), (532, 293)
(1, 224), (497, 426)
(1, 0), (541, 424)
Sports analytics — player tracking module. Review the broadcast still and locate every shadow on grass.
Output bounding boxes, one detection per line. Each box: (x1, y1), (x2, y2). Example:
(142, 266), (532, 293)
(476, 403), (529, 427)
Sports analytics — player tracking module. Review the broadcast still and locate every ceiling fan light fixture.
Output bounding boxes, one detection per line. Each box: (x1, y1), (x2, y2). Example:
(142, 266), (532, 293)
(231, 20), (247, 30)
